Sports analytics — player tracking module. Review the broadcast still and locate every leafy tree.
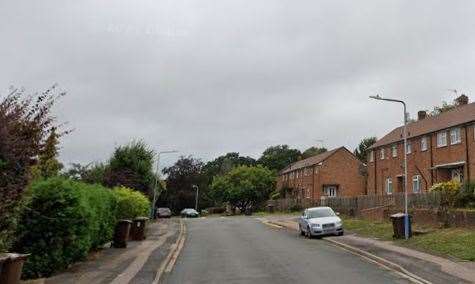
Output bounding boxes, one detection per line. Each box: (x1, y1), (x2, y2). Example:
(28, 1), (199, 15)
(160, 156), (206, 212)
(62, 162), (107, 185)
(210, 165), (275, 212)
(30, 127), (63, 180)
(0, 85), (66, 252)
(104, 141), (155, 197)
(203, 152), (256, 180)
(301, 147), (327, 159)
(354, 137), (377, 163)
(428, 94), (468, 117)
(258, 145), (301, 172)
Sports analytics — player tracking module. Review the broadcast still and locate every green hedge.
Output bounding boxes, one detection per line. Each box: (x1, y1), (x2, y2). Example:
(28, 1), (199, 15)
(14, 177), (118, 279)
(112, 186), (151, 220)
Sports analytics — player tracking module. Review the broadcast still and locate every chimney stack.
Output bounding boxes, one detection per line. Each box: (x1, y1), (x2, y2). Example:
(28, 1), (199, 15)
(455, 94), (469, 106)
(418, 110), (427, 121)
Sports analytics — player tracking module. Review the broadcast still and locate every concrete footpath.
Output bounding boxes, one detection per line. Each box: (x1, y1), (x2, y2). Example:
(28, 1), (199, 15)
(265, 216), (475, 284)
(24, 218), (182, 284)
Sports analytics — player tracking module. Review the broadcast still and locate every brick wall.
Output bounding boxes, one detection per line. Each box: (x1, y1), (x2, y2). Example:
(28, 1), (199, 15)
(368, 123), (475, 196)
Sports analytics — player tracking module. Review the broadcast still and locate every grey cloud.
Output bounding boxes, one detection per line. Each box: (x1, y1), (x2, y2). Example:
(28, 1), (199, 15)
(1, 0), (475, 169)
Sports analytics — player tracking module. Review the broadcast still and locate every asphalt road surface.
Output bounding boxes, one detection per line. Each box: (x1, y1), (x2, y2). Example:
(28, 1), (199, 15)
(162, 216), (412, 284)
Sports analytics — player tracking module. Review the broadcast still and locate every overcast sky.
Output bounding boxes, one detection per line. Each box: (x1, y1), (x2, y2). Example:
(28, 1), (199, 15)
(1, 1), (475, 169)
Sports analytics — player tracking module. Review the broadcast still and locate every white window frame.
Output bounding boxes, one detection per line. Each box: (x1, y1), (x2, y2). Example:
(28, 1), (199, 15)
(369, 151), (374, 162)
(421, 136), (428, 152)
(450, 128), (461, 145)
(391, 145), (397, 157)
(412, 175), (421, 193)
(437, 131), (447, 147)
(324, 186), (337, 197)
(386, 178), (393, 195)
(406, 142), (412, 154)
(380, 148), (385, 160)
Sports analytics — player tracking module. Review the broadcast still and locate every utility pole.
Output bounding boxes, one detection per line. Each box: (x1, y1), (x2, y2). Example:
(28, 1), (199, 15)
(370, 95), (410, 240)
(192, 185), (199, 211)
(151, 150), (178, 218)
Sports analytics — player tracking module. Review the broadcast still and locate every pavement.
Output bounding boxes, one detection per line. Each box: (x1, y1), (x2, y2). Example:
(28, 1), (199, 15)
(264, 215), (475, 284)
(27, 218), (183, 284)
(162, 216), (418, 284)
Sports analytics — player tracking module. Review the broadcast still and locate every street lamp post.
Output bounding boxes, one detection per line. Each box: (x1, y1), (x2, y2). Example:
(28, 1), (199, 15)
(151, 150), (178, 219)
(192, 185), (199, 211)
(370, 95), (410, 240)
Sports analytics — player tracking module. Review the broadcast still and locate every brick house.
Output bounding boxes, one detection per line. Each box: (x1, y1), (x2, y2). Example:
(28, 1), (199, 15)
(276, 147), (366, 201)
(367, 95), (475, 195)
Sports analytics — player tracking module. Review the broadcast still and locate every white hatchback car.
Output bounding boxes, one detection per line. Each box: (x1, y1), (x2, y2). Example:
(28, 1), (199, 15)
(298, 207), (344, 238)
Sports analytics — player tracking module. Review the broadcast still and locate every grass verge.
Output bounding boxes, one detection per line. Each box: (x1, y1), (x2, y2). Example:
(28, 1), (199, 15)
(341, 216), (475, 261)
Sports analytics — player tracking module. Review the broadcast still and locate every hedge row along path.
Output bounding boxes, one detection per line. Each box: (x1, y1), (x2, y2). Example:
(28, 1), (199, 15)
(43, 219), (182, 284)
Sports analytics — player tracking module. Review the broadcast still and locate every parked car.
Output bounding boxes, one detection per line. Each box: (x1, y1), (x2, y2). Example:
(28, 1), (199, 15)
(298, 207), (344, 238)
(156, 207), (172, 218)
(181, 208), (199, 218)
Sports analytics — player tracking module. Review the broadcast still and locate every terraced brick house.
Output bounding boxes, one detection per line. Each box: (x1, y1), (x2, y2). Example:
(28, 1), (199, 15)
(276, 147), (366, 201)
(367, 95), (475, 195)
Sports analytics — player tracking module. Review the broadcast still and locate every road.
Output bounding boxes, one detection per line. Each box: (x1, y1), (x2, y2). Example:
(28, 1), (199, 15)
(162, 216), (412, 284)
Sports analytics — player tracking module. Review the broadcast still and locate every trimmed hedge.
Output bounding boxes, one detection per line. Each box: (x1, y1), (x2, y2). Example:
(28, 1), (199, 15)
(112, 186), (150, 220)
(14, 177), (118, 279)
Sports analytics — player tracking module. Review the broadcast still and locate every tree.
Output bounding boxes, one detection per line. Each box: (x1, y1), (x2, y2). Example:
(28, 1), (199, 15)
(62, 162), (107, 185)
(0, 85), (66, 251)
(301, 147), (327, 159)
(161, 156), (206, 212)
(429, 94), (468, 117)
(210, 165), (275, 212)
(203, 152), (256, 180)
(30, 127), (63, 180)
(258, 145), (301, 172)
(104, 141), (155, 197)
(354, 137), (377, 163)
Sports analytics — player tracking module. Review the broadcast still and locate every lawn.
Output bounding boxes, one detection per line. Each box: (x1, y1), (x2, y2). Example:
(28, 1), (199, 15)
(341, 216), (394, 240)
(399, 228), (475, 261)
(341, 215), (475, 261)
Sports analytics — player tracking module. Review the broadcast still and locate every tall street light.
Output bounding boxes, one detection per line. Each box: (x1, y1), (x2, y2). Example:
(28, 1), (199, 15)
(370, 95), (410, 240)
(192, 185), (199, 211)
(151, 150), (178, 218)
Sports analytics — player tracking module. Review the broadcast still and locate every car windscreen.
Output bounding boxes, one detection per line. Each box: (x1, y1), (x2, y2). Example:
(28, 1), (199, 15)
(307, 208), (335, 218)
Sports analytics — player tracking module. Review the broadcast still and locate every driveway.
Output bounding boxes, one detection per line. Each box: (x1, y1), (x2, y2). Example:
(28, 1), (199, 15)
(162, 216), (412, 284)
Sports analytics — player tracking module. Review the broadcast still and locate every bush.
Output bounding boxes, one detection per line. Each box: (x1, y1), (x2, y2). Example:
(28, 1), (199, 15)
(456, 182), (475, 208)
(430, 180), (461, 207)
(112, 186), (150, 220)
(14, 177), (117, 279)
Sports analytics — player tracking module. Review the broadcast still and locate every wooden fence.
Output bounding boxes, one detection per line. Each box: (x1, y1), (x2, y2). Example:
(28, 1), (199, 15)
(270, 192), (444, 215)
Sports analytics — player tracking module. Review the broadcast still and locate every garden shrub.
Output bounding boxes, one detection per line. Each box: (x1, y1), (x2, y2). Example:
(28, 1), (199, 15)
(112, 186), (151, 220)
(456, 182), (475, 208)
(429, 180), (461, 207)
(14, 177), (117, 279)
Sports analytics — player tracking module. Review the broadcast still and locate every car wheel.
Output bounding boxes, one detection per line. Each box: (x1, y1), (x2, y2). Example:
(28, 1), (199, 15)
(338, 231), (344, 236)
(305, 226), (312, 239)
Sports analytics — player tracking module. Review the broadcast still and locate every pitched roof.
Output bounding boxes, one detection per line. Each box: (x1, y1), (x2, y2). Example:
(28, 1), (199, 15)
(370, 102), (475, 149)
(280, 147), (355, 174)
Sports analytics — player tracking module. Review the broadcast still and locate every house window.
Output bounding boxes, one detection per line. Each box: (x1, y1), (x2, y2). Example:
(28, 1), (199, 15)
(392, 145), (397, 157)
(450, 128), (461, 145)
(406, 142), (412, 154)
(437, 131), (447, 147)
(386, 178), (393, 195)
(421, 137), (428, 151)
(412, 175), (421, 193)
(369, 151), (374, 162)
(306, 187), (311, 198)
(380, 148), (385, 160)
(324, 186), (337, 197)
